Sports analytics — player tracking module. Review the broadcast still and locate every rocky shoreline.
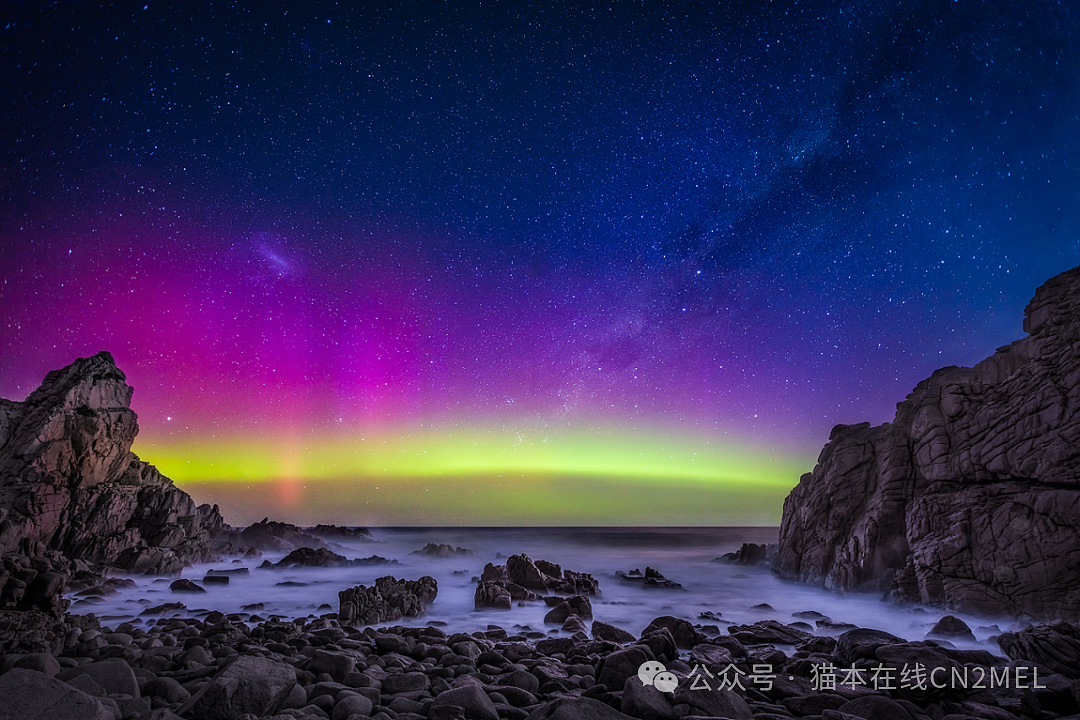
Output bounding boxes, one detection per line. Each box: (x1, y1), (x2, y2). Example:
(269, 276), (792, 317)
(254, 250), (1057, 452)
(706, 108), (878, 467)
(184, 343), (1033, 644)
(4, 264), (1080, 720)
(2, 593), (1079, 720)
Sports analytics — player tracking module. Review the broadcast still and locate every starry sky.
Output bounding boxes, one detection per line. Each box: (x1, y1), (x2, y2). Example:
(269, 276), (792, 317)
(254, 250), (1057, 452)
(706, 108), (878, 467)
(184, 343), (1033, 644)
(2, 2), (1079, 525)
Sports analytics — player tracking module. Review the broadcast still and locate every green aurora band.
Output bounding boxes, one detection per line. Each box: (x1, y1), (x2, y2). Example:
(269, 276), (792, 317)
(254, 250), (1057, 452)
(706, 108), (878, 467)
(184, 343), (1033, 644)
(136, 426), (808, 526)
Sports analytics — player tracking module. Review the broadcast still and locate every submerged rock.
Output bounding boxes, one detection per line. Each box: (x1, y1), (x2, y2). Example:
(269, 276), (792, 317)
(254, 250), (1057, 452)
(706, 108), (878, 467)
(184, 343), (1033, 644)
(775, 265), (1080, 620)
(305, 523), (374, 541)
(169, 578), (205, 593)
(272, 546), (352, 568)
(617, 566), (683, 589)
(412, 542), (476, 557)
(713, 542), (774, 565)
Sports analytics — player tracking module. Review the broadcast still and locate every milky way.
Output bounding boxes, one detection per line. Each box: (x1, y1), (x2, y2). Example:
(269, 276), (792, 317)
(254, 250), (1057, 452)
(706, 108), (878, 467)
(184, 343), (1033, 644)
(2, 2), (1078, 524)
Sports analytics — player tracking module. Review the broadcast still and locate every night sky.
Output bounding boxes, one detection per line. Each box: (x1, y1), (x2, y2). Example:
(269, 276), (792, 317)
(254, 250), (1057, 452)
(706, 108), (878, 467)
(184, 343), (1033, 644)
(2, 2), (1079, 525)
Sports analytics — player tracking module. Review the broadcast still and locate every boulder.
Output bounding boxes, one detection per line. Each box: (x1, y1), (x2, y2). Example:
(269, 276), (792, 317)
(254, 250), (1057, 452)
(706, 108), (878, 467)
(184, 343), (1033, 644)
(1, 550), (74, 619)
(331, 693), (374, 719)
(592, 620), (635, 643)
(177, 654), (296, 720)
(622, 674), (677, 720)
(11, 652), (61, 676)
(637, 627), (678, 664)
(169, 579), (205, 593)
(836, 627), (906, 663)
(305, 649), (357, 682)
(431, 683), (499, 720)
(507, 554), (548, 593)
(998, 620), (1080, 679)
(640, 616), (703, 650)
(0, 668), (113, 720)
(596, 645), (653, 690)
(58, 658), (140, 697)
(672, 680), (753, 720)
(689, 642), (734, 669)
(337, 575), (437, 625)
(142, 677), (191, 703)
(927, 615), (976, 641)
(543, 595), (592, 623)
(474, 580), (512, 610)
(524, 696), (635, 720)
(775, 265), (1080, 620)
(480, 562), (510, 583)
(726, 619), (811, 645)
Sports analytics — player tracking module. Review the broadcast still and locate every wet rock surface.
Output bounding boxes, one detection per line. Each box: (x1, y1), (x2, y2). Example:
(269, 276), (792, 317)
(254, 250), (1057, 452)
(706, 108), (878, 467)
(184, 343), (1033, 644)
(0, 593), (1077, 720)
(473, 554), (600, 611)
(338, 575), (439, 625)
(713, 543), (774, 566)
(413, 543), (477, 558)
(775, 265), (1080, 620)
(616, 567), (683, 589)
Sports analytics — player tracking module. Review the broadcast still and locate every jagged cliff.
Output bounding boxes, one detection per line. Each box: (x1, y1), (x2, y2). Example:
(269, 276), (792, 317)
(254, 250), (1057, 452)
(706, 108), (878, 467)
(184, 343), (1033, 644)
(775, 265), (1080, 620)
(0, 351), (227, 576)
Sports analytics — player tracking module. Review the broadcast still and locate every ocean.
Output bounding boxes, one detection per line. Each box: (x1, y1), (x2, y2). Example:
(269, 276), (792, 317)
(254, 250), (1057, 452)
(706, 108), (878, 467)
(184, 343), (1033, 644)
(72, 526), (1014, 650)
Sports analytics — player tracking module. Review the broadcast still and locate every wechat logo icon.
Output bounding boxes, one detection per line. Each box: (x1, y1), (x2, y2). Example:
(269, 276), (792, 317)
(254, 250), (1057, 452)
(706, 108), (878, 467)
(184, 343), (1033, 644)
(637, 660), (679, 693)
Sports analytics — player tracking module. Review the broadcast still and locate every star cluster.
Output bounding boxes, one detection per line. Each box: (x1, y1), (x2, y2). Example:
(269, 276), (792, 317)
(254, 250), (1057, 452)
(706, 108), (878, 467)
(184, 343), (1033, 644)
(2, 2), (1078, 523)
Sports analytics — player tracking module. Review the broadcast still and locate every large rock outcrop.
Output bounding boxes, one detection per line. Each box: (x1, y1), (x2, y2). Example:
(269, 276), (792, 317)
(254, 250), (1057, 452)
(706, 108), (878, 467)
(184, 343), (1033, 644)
(775, 265), (1080, 620)
(337, 575), (438, 625)
(0, 351), (227, 576)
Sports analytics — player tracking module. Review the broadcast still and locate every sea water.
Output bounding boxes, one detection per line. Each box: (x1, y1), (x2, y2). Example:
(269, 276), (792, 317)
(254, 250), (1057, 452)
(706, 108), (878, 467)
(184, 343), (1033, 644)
(71, 527), (1016, 650)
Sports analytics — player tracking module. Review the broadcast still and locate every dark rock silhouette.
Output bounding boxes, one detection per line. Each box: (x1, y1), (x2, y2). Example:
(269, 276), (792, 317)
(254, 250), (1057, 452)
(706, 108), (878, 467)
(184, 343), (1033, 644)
(337, 575), (438, 625)
(474, 579), (512, 609)
(473, 553), (598, 612)
(0, 352), (227, 625)
(713, 542), (773, 566)
(412, 542), (476, 557)
(216, 518), (330, 554)
(305, 523), (373, 541)
(998, 620), (1080, 679)
(267, 546), (398, 569)
(775, 265), (1080, 620)
(616, 566), (683, 588)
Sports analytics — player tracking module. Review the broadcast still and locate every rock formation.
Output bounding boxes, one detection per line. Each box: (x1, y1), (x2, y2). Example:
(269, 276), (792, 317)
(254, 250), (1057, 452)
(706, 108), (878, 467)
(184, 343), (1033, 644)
(264, 546), (398, 569)
(337, 575), (438, 625)
(412, 542), (476, 557)
(0, 351), (227, 580)
(775, 265), (1080, 620)
(212, 517), (334, 555)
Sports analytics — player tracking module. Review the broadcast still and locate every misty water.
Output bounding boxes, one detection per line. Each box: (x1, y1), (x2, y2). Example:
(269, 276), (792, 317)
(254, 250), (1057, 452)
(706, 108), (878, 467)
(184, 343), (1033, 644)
(71, 527), (1014, 651)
